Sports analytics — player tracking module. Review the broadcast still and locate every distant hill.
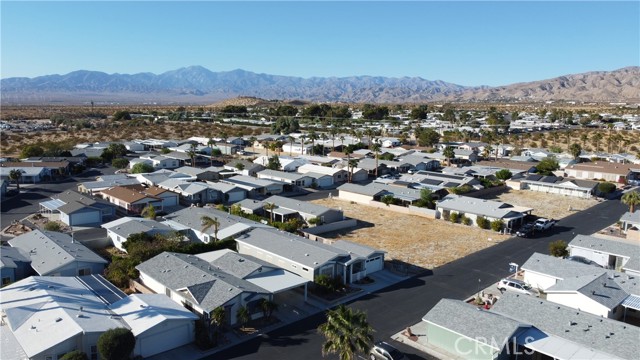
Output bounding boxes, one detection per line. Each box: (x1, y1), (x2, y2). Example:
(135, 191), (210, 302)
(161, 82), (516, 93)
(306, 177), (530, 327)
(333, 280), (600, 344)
(1, 65), (637, 104)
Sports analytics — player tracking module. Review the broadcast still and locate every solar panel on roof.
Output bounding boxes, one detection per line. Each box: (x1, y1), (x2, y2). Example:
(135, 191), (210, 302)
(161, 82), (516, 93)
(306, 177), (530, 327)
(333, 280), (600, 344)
(540, 176), (558, 183)
(78, 275), (127, 305)
(442, 182), (459, 188)
(527, 175), (542, 181)
(421, 178), (443, 186)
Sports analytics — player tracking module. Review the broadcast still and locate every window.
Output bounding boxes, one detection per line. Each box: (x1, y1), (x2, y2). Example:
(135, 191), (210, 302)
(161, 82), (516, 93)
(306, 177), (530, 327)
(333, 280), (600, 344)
(90, 345), (98, 360)
(2, 277), (11, 286)
(78, 268), (91, 276)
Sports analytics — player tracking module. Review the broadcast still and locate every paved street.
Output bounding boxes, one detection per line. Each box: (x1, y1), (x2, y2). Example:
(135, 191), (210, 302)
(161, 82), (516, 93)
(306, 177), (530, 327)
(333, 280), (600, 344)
(1, 168), (114, 233)
(212, 198), (628, 360)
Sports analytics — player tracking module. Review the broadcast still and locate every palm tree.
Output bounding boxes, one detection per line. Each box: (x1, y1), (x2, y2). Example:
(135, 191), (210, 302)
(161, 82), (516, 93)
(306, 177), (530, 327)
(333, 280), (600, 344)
(9, 169), (23, 191)
(236, 306), (250, 330)
(339, 135), (345, 151)
(317, 305), (374, 360)
(482, 145), (493, 160)
(309, 131), (318, 156)
(263, 202), (276, 223)
(288, 135), (295, 156)
(210, 306), (226, 343)
(207, 138), (216, 166)
(592, 133), (603, 152)
(141, 204), (156, 220)
(348, 159), (358, 184)
(249, 136), (257, 154)
(364, 128), (374, 148)
(200, 215), (220, 241)
(259, 299), (279, 321)
(344, 147), (354, 182)
(299, 135), (307, 155)
(607, 124), (614, 153)
(264, 141), (270, 157)
(187, 143), (198, 166)
(580, 133), (589, 148)
(330, 128), (338, 152)
(569, 143), (582, 161)
(371, 140), (381, 178)
(443, 146), (456, 166)
(622, 191), (640, 213)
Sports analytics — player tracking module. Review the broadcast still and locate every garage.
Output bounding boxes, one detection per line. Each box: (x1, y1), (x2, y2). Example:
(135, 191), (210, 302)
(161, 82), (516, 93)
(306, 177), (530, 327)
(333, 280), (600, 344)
(366, 255), (384, 273)
(136, 323), (193, 358)
(67, 209), (102, 226)
(313, 175), (334, 188)
(110, 294), (198, 359)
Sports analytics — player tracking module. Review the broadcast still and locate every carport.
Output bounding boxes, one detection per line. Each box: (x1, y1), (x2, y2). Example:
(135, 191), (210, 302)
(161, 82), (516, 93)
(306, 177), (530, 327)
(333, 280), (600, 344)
(39, 198), (65, 213)
(246, 268), (309, 301)
(622, 294), (640, 322)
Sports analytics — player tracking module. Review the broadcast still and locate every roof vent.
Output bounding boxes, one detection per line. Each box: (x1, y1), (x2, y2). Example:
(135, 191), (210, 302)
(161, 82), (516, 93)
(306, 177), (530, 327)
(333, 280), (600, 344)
(55, 317), (62, 322)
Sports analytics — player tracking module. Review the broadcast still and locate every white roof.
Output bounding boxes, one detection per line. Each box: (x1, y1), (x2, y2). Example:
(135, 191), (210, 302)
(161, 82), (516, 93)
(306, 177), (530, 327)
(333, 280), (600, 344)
(245, 269), (308, 293)
(110, 294), (198, 336)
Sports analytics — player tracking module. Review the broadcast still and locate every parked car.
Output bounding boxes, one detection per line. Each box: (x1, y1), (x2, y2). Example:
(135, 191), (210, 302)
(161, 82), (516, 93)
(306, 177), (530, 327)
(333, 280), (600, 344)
(370, 341), (408, 360)
(566, 256), (603, 268)
(515, 223), (535, 237)
(497, 278), (538, 296)
(533, 218), (556, 231)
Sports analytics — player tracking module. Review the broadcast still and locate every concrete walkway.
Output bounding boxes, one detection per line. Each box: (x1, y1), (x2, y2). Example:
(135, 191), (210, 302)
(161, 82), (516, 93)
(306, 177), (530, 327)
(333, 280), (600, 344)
(147, 269), (409, 360)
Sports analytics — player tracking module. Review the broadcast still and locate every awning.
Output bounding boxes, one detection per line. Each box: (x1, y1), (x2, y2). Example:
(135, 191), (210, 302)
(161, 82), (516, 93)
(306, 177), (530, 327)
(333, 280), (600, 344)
(518, 328), (623, 360)
(246, 269), (308, 293)
(621, 294), (640, 311)
(40, 199), (65, 211)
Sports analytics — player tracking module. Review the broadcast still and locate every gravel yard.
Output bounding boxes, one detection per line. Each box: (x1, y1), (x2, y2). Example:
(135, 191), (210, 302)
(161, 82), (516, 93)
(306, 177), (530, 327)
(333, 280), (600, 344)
(476, 190), (600, 220)
(310, 198), (509, 269)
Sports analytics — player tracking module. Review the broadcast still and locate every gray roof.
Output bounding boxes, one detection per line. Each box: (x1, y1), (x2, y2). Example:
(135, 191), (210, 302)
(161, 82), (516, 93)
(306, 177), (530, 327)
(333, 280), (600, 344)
(568, 235), (640, 272)
(263, 195), (339, 217)
(331, 240), (385, 259)
(257, 169), (311, 181)
(161, 206), (264, 237)
(175, 166), (208, 176)
(0, 246), (31, 269)
(546, 273), (629, 310)
(204, 181), (244, 194)
(210, 252), (275, 279)
(80, 177), (142, 190)
(8, 230), (107, 275)
(101, 217), (175, 239)
(337, 183), (388, 197)
(437, 195), (526, 219)
(235, 199), (266, 212)
(422, 299), (526, 350)
(235, 228), (347, 269)
(51, 190), (112, 214)
(136, 252), (268, 312)
(620, 211), (640, 226)
(522, 252), (606, 280)
(222, 175), (284, 190)
(491, 292), (640, 360)
(0, 167), (46, 177)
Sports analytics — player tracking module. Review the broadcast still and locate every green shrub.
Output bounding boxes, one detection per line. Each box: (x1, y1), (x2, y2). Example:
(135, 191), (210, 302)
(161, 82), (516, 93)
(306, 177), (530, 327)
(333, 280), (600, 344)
(449, 212), (459, 223)
(97, 328), (135, 360)
(462, 216), (472, 226)
(549, 240), (569, 258)
(44, 221), (62, 232)
(60, 350), (88, 360)
(491, 219), (504, 232)
(476, 216), (490, 229)
(597, 181), (616, 194)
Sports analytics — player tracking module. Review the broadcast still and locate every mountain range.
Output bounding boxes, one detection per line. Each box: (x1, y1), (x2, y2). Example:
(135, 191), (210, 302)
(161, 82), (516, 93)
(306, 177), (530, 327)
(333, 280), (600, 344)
(1, 65), (638, 105)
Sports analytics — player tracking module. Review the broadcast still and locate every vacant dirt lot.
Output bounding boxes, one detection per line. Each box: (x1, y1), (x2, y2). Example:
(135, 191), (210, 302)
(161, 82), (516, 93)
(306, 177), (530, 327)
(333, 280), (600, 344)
(310, 198), (509, 269)
(476, 190), (600, 220)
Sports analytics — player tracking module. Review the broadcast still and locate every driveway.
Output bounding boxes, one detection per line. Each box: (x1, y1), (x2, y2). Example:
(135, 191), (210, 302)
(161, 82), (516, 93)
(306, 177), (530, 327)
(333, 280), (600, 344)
(211, 198), (627, 360)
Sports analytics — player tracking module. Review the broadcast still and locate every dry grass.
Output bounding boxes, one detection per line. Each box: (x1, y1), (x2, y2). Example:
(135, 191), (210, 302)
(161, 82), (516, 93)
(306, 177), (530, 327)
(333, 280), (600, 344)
(476, 189), (600, 220)
(310, 198), (509, 269)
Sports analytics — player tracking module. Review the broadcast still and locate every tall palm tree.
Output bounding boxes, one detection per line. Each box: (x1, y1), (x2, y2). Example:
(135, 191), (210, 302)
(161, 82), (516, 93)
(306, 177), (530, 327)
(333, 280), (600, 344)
(249, 136), (257, 154)
(207, 138), (216, 166)
(580, 133), (589, 148)
(309, 131), (318, 156)
(9, 169), (23, 191)
(263, 202), (276, 223)
(200, 216), (220, 241)
(210, 306), (226, 343)
(299, 135), (307, 155)
(318, 305), (374, 360)
(344, 147), (354, 182)
(330, 128), (338, 152)
(339, 135), (345, 151)
(288, 135), (295, 156)
(371, 141), (381, 178)
(348, 159), (359, 184)
(621, 191), (640, 213)
(443, 146), (456, 166)
(259, 299), (278, 320)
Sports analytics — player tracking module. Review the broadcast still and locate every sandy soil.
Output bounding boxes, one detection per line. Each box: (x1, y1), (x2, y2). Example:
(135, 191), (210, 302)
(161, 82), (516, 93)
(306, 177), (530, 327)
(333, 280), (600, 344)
(476, 189), (600, 220)
(310, 198), (509, 269)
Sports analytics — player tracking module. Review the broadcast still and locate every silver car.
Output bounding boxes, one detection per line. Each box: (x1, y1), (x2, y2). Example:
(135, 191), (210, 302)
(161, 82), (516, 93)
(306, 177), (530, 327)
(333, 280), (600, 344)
(370, 341), (408, 360)
(497, 278), (538, 296)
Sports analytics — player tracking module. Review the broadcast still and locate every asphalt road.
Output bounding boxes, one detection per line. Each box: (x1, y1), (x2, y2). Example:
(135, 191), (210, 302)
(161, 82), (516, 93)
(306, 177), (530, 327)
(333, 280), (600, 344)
(1, 167), (115, 232)
(212, 198), (628, 360)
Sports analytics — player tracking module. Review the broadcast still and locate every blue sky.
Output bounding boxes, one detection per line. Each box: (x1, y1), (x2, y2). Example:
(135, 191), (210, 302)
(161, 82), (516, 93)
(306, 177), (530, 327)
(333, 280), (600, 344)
(1, 1), (638, 86)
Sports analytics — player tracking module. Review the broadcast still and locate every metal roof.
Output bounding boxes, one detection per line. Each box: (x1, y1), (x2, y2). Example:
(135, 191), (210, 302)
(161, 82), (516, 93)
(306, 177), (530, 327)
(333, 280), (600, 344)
(40, 198), (66, 211)
(621, 294), (640, 311)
